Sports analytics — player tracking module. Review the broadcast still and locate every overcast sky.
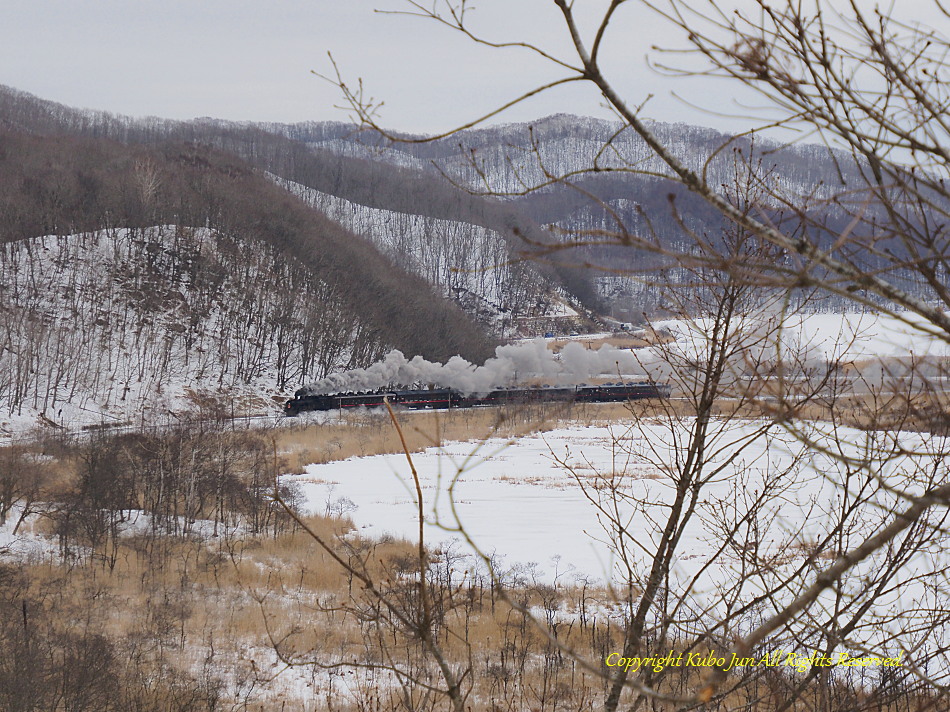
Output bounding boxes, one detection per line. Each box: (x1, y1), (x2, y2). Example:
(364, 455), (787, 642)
(1, 1), (945, 134)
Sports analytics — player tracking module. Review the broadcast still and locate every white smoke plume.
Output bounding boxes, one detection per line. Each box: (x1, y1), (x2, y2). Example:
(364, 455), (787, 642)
(302, 341), (650, 396)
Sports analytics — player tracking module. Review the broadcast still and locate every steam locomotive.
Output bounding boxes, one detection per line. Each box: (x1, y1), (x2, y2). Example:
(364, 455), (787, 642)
(284, 382), (671, 416)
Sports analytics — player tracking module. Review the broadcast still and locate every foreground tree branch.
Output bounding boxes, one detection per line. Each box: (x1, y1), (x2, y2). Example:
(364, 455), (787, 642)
(316, 2), (950, 709)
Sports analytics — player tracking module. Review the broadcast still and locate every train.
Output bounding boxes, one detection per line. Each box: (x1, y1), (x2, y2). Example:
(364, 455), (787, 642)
(284, 382), (672, 416)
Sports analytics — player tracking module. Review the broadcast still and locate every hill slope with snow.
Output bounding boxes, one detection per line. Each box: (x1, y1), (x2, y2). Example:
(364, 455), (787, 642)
(0, 226), (386, 430)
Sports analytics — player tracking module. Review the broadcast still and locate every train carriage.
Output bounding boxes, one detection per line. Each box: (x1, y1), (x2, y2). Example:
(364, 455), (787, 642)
(284, 382), (670, 416)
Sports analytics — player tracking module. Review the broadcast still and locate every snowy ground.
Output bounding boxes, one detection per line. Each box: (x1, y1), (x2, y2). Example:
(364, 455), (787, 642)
(0, 504), (59, 564)
(290, 427), (624, 581)
(285, 416), (950, 672)
(285, 417), (946, 583)
(654, 309), (950, 362)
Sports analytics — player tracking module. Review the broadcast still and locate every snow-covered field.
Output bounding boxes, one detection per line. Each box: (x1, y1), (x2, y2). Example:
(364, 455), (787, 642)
(286, 417), (946, 583)
(285, 415), (950, 671)
(291, 426), (624, 580)
(655, 309), (950, 362)
(784, 310), (950, 358)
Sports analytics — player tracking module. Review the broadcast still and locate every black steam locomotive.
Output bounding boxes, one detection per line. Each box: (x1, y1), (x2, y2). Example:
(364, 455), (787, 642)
(284, 382), (671, 416)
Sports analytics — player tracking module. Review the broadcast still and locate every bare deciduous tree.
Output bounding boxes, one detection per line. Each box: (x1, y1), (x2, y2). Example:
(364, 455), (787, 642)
(315, 2), (950, 710)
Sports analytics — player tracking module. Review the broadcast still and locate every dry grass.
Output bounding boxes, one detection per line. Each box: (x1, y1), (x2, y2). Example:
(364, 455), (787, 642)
(8, 512), (632, 711)
(273, 400), (658, 472)
(9, 511), (440, 703)
(4, 397), (936, 711)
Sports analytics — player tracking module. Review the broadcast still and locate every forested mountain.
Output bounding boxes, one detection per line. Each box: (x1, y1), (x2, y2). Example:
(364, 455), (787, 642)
(0, 88), (503, 428)
(3, 84), (892, 326)
(0, 84), (917, 428)
(0, 86), (593, 328)
(274, 113), (911, 317)
(276, 112), (843, 193)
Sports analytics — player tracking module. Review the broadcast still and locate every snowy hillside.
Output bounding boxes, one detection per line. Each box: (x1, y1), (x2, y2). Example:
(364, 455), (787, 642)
(0, 226), (382, 432)
(274, 176), (580, 334)
(284, 113), (873, 317)
(296, 113), (849, 202)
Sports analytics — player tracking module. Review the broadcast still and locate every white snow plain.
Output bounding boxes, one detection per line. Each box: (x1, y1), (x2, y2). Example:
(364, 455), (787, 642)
(285, 415), (950, 675)
(286, 417), (947, 584)
(654, 309), (950, 363)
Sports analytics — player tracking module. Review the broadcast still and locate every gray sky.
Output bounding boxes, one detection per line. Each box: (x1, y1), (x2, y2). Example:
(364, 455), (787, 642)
(1, 1), (944, 134)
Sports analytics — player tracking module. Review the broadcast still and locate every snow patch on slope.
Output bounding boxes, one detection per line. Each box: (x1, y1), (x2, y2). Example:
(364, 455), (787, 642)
(273, 175), (575, 334)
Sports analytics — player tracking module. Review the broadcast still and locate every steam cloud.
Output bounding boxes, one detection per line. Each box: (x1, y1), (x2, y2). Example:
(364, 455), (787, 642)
(301, 341), (650, 396)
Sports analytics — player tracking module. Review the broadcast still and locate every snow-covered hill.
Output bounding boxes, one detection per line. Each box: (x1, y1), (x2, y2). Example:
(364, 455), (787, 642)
(0, 226), (380, 432)
(273, 176), (581, 335)
(281, 113), (871, 316)
(293, 113), (849, 202)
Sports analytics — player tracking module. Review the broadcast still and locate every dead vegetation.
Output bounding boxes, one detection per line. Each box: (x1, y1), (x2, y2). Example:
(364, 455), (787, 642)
(3, 501), (923, 712)
(2, 405), (935, 710)
(273, 400), (660, 472)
